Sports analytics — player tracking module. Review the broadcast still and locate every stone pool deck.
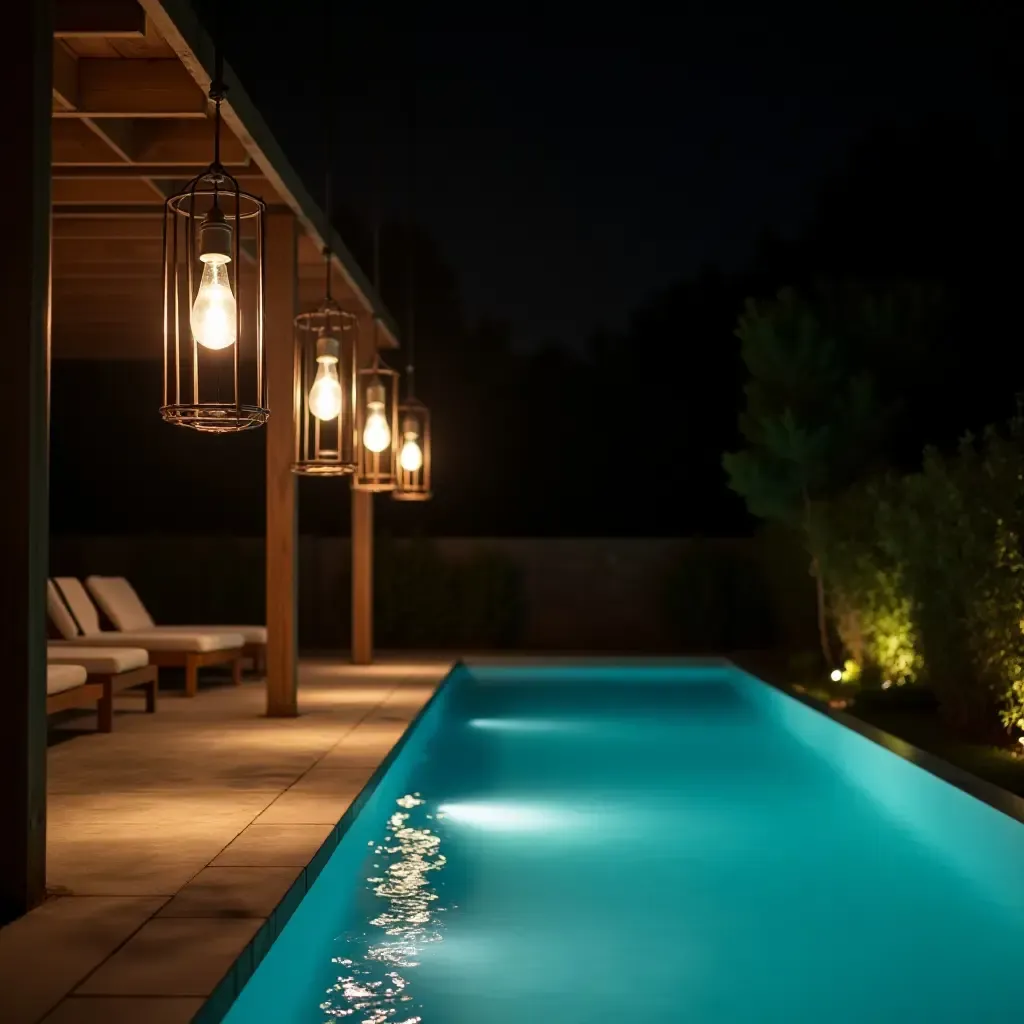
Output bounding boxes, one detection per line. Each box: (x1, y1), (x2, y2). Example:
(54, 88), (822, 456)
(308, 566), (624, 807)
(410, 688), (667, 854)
(0, 656), (452, 1024)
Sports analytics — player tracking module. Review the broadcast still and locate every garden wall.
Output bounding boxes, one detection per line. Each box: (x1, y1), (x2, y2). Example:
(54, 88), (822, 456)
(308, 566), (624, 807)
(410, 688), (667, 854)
(50, 533), (816, 654)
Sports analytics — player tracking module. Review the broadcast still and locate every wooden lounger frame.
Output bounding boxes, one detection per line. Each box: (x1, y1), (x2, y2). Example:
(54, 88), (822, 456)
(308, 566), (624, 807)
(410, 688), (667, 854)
(243, 641), (267, 677)
(148, 648), (244, 698)
(46, 664), (159, 732)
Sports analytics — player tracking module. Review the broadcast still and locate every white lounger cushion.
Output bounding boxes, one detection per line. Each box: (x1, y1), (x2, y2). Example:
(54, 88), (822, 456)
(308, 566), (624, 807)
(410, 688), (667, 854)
(53, 577), (105, 636)
(156, 625), (267, 644)
(48, 645), (149, 674)
(48, 580), (80, 640)
(51, 630), (244, 653)
(53, 579), (243, 652)
(85, 576), (154, 632)
(47, 663), (88, 696)
(87, 576), (266, 644)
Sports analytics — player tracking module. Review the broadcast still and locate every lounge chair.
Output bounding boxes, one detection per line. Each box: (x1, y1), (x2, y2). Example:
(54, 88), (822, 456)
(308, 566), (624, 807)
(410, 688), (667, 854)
(50, 578), (245, 698)
(86, 576), (268, 675)
(46, 663), (103, 718)
(47, 642), (158, 733)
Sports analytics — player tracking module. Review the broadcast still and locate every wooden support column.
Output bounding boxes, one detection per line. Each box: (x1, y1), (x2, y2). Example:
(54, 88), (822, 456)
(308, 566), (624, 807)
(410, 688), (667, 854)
(351, 487), (374, 664)
(264, 212), (299, 716)
(0, 1), (52, 924)
(351, 311), (377, 665)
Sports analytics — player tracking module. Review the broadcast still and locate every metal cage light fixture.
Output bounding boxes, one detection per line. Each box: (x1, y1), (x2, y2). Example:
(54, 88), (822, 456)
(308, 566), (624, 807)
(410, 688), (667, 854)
(353, 338), (400, 492)
(292, 250), (358, 475)
(160, 48), (267, 432)
(393, 392), (432, 501)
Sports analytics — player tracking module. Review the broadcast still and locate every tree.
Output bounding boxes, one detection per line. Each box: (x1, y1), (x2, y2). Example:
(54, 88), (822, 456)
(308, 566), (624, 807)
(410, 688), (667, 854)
(722, 287), (892, 666)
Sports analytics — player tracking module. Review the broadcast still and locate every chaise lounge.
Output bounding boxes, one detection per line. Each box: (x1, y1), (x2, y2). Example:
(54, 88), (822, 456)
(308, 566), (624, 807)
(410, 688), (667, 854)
(50, 577), (245, 698)
(45, 590), (158, 734)
(86, 576), (268, 676)
(46, 663), (103, 720)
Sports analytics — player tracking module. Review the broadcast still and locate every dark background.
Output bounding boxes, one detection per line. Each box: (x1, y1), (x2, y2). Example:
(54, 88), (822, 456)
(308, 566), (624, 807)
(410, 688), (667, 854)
(50, 3), (1016, 539)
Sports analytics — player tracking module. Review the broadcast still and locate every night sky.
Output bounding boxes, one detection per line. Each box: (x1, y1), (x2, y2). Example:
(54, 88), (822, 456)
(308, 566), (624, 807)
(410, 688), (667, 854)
(220, 4), (1011, 351)
(51, 3), (1014, 538)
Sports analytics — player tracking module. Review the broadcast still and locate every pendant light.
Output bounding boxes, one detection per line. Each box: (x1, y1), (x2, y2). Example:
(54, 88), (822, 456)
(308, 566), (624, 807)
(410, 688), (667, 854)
(353, 325), (400, 492)
(352, 155), (399, 491)
(292, 250), (358, 475)
(160, 6), (267, 432)
(291, 19), (357, 476)
(393, 76), (432, 501)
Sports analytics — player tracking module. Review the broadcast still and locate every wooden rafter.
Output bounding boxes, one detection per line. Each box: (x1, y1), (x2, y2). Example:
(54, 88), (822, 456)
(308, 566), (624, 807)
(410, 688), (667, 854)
(54, 0), (147, 38)
(52, 57), (207, 118)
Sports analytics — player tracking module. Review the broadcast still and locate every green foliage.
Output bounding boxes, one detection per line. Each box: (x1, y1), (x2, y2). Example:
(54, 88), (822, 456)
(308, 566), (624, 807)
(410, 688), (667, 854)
(821, 482), (922, 687)
(375, 538), (525, 649)
(825, 412), (1024, 740)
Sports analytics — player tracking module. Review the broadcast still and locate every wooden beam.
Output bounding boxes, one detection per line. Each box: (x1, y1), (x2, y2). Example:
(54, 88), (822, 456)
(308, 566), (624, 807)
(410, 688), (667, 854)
(51, 214), (163, 237)
(52, 164), (263, 179)
(51, 178), (162, 204)
(52, 42), (78, 109)
(51, 59), (206, 118)
(52, 119), (249, 168)
(54, 0), (146, 37)
(132, 119), (246, 165)
(265, 211), (299, 717)
(0, 0), (51, 926)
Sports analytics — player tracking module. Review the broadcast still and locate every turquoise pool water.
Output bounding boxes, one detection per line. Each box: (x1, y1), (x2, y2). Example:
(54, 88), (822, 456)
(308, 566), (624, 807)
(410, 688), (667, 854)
(221, 664), (1024, 1023)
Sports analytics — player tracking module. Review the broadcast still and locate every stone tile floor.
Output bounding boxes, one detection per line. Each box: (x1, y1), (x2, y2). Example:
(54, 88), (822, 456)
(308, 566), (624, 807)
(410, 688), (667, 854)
(0, 656), (451, 1024)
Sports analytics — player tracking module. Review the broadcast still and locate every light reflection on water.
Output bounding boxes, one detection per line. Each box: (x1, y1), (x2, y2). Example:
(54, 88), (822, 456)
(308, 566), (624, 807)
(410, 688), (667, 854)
(320, 793), (447, 1023)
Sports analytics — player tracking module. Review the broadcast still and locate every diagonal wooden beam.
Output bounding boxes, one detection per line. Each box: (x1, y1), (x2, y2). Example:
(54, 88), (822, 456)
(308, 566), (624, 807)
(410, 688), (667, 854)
(51, 59), (207, 119)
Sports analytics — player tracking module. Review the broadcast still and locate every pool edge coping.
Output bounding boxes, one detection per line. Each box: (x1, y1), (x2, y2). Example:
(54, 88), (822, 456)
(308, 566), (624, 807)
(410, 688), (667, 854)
(194, 655), (1024, 1023)
(191, 659), (466, 1024)
(732, 659), (1024, 828)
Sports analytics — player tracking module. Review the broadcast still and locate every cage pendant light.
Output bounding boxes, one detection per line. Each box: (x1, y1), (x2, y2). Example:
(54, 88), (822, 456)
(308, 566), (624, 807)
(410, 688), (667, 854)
(160, 47), (267, 432)
(292, 263), (358, 475)
(353, 333), (400, 492)
(392, 76), (432, 501)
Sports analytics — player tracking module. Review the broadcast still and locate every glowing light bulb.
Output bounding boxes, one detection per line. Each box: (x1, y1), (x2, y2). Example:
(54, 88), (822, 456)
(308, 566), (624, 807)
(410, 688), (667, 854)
(400, 437), (423, 472)
(191, 258), (236, 350)
(830, 668), (842, 683)
(399, 416), (423, 471)
(362, 379), (391, 453)
(308, 333), (343, 422)
(191, 209), (237, 350)
(308, 359), (342, 421)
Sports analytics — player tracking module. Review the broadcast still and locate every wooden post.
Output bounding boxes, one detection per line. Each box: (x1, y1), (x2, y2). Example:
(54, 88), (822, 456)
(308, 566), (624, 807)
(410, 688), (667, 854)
(0, 1), (52, 924)
(351, 488), (374, 664)
(264, 212), (299, 716)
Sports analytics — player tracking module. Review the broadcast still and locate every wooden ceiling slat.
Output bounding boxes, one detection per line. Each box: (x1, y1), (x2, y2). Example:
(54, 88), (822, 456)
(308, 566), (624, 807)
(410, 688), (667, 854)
(52, 178), (164, 204)
(54, 0), (147, 38)
(52, 216), (164, 240)
(52, 59), (207, 119)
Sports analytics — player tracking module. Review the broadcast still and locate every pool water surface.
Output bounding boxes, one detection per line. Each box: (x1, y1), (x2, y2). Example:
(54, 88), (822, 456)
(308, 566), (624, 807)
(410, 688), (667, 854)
(220, 664), (1024, 1023)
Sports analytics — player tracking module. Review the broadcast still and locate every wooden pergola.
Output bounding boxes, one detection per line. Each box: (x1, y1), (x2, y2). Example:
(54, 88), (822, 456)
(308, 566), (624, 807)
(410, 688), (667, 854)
(1, 0), (391, 922)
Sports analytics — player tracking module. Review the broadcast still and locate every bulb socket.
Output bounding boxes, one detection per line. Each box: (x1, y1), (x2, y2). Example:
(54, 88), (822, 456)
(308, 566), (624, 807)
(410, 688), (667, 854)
(199, 207), (233, 263)
(366, 380), (386, 407)
(402, 415), (420, 437)
(315, 333), (340, 363)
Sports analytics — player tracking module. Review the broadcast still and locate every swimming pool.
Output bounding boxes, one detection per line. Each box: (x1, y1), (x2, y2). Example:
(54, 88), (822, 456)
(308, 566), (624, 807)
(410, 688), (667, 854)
(217, 661), (1024, 1023)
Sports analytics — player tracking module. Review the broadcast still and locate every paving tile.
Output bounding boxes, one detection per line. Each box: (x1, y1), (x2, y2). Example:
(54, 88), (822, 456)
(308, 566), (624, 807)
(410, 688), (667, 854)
(41, 996), (204, 1024)
(158, 866), (302, 919)
(254, 790), (358, 825)
(211, 822), (335, 867)
(48, 789), (278, 827)
(47, 823), (249, 896)
(0, 896), (165, 1024)
(76, 917), (262, 997)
